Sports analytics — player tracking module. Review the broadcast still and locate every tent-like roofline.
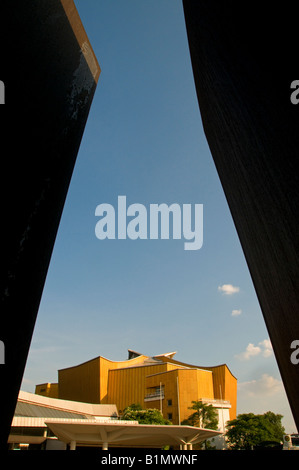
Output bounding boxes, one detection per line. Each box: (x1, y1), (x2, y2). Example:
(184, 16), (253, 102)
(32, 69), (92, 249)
(57, 350), (236, 379)
(45, 419), (221, 449)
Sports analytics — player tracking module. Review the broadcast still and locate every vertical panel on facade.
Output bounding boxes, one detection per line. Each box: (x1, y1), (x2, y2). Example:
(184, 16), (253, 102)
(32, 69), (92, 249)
(58, 357), (101, 403)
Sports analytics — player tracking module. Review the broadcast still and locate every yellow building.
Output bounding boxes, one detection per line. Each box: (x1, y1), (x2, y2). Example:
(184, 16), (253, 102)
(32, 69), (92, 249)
(35, 382), (59, 399)
(35, 349), (237, 435)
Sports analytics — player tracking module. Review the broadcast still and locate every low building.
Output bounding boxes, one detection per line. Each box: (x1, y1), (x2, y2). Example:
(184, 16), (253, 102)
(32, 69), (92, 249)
(8, 391), (220, 450)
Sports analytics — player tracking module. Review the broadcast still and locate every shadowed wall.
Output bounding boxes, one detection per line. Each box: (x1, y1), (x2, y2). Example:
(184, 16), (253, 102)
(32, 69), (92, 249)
(183, 0), (299, 430)
(0, 0), (100, 449)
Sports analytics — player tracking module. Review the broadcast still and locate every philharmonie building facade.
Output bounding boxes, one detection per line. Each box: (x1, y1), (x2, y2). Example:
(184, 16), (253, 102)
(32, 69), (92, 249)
(7, 349), (237, 450)
(36, 349), (237, 426)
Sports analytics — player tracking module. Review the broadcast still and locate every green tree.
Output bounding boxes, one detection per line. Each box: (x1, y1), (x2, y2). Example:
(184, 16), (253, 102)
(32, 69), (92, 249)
(121, 404), (172, 425)
(181, 400), (219, 430)
(225, 412), (285, 450)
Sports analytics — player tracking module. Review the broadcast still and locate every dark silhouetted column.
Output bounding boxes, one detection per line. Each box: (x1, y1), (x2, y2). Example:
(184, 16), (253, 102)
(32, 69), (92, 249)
(0, 0), (100, 449)
(183, 1), (299, 430)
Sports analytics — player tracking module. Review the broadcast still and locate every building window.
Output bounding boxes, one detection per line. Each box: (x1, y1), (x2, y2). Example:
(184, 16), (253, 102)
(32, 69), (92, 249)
(167, 413), (173, 420)
(167, 399), (172, 406)
(145, 385), (165, 401)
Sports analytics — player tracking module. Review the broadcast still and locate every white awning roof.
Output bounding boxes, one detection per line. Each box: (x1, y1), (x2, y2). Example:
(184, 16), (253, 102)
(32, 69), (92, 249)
(45, 419), (221, 448)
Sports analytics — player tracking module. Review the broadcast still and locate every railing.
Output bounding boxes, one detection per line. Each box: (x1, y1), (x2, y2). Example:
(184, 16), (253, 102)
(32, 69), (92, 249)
(144, 390), (165, 401)
(199, 398), (231, 405)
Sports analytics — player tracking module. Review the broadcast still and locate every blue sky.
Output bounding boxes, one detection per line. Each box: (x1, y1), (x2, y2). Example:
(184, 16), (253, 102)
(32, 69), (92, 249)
(22, 0), (296, 433)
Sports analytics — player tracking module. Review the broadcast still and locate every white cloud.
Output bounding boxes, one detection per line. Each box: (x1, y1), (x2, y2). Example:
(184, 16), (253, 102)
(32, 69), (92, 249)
(238, 374), (283, 397)
(259, 339), (273, 357)
(236, 342), (261, 360)
(236, 339), (273, 361)
(232, 309), (242, 316)
(218, 284), (240, 295)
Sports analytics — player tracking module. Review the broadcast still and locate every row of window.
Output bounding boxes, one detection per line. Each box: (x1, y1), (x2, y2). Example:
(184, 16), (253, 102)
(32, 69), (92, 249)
(167, 399), (172, 421)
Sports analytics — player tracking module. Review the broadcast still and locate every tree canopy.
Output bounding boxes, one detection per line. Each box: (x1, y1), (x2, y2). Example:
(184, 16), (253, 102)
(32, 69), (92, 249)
(120, 404), (172, 425)
(225, 411), (285, 450)
(181, 400), (219, 430)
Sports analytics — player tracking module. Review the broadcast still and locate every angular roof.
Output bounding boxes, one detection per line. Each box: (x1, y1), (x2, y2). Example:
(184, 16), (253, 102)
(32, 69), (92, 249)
(17, 391), (118, 418)
(128, 349), (177, 360)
